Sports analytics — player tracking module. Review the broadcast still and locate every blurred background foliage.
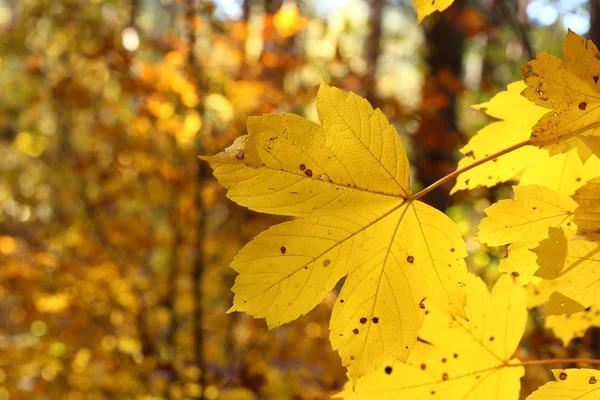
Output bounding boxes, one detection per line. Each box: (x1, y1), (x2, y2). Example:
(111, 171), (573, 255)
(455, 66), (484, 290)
(0, 0), (597, 399)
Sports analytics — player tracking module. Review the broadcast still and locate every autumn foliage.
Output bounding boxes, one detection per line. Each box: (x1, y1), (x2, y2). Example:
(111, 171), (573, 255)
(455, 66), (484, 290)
(3, 0), (600, 399)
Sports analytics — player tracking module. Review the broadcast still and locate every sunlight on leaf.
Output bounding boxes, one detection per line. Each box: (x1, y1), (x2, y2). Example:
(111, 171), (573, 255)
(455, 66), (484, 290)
(201, 83), (472, 382)
(339, 275), (526, 400)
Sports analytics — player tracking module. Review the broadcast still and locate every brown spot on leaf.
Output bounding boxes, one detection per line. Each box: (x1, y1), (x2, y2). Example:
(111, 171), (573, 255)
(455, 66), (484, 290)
(442, 373), (448, 381)
(511, 272), (519, 277)
(441, 358), (447, 363)
(579, 102), (587, 110)
(372, 317), (379, 324)
(353, 328), (359, 334)
(280, 247), (286, 254)
(340, 299), (344, 303)
(594, 75), (599, 83)
(450, 248), (455, 252)
(360, 317), (367, 324)
(559, 371), (567, 380)
(323, 259), (331, 267)
(489, 336), (495, 341)
(419, 298), (426, 309)
(305, 169), (313, 177)
(590, 376), (597, 384)
(385, 366), (393, 375)
(299, 164), (306, 171)
(407, 255), (414, 263)
(421, 363), (426, 370)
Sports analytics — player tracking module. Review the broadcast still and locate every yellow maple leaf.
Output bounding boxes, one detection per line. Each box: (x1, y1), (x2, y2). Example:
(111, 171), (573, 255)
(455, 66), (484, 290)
(572, 177), (600, 241)
(545, 305), (600, 346)
(201, 83), (472, 382)
(526, 369), (600, 399)
(340, 275), (526, 400)
(520, 151), (600, 196)
(413, 0), (455, 24)
(451, 81), (547, 194)
(477, 185), (577, 246)
(522, 30), (600, 161)
(534, 227), (600, 316)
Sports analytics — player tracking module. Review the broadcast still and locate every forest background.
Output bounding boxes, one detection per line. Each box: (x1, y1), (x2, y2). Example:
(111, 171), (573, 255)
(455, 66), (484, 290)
(0, 0), (596, 399)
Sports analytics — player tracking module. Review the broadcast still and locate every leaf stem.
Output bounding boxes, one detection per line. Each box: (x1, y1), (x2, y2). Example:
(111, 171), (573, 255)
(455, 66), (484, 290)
(516, 358), (600, 367)
(408, 139), (531, 201)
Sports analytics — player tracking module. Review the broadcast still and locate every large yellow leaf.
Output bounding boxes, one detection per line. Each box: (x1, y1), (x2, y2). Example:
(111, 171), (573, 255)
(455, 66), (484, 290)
(413, 0), (454, 24)
(545, 305), (600, 346)
(202, 83), (471, 382)
(520, 152), (600, 196)
(340, 275), (526, 400)
(572, 177), (600, 241)
(477, 185), (577, 246)
(534, 227), (600, 316)
(522, 30), (600, 160)
(451, 81), (546, 194)
(526, 369), (600, 399)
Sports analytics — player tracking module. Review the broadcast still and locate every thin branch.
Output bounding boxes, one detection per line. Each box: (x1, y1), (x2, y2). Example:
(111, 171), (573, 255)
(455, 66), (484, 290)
(517, 358), (600, 367)
(409, 139), (531, 201)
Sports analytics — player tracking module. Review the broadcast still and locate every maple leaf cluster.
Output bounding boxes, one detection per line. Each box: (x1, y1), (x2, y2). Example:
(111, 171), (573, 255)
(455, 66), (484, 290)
(203, 28), (600, 399)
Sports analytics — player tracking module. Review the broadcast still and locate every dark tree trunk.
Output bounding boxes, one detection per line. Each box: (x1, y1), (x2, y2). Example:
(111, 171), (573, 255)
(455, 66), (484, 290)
(415, 0), (465, 210)
(590, 0), (600, 46)
(365, 0), (385, 105)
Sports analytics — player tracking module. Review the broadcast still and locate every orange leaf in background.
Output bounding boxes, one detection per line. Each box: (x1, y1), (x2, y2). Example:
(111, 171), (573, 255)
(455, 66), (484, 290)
(273, 3), (306, 38)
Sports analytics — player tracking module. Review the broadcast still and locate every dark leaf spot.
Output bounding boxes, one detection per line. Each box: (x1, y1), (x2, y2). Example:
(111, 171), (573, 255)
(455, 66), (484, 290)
(594, 75), (599, 83)
(350, 355), (355, 360)
(441, 358), (446, 363)
(280, 247), (286, 254)
(407, 255), (414, 263)
(590, 376), (597, 384)
(560, 371), (568, 380)
(453, 353), (458, 358)
(419, 298), (426, 309)
(385, 366), (393, 374)
(431, 391), (435, 395)
(511, 271), (519, 277)
(442, 373), (448, 381)
(236, 151), (244, 160)
(421, 363), (427, 370)
(489, 336), (494, 341)
(353, 328), (359, 334)
(323, 259), (331, 267)
(340, 299), (344, 303)
(579, 102), (587, 110)
(372, 317), (379, 324)
(360, 317), (367, 324)
(450, 248), (455, 252)
(305, 169), (313, 177)
(299, 164), (306, 171)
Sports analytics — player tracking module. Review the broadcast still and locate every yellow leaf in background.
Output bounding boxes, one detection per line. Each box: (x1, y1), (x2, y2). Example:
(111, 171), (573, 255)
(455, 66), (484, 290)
(202, 83), (472, 382)
(526, 369), (600, 400)
(477, 185), (576, 246)
(340, 275), (526, 400)
(499, 241), (540, 285)
(572, 177), (600, 241)
(35, 292), (73, 313)
(545, 305), (600, 345)
(273, 3), (306, 38)
(520, 152), (600, 196)
(526, 279), (561, 309)
(413, 0), (455, 24)
(522, 30), (600, 161)
(534, 227), (600, 316)
(451, 81), (546, 194)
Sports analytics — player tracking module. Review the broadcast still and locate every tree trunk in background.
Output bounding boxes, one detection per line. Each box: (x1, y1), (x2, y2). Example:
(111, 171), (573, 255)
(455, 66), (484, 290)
(365, 0), (385, 105)
(415, 0), (465, 210)
(590, 0), (600, 46)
